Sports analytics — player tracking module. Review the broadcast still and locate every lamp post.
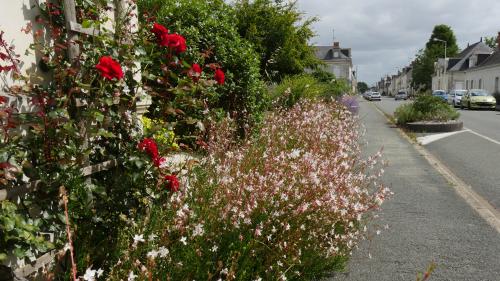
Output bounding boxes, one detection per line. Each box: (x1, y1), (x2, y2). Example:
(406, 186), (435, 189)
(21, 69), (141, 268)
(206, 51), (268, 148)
(433, 38), (447, 90)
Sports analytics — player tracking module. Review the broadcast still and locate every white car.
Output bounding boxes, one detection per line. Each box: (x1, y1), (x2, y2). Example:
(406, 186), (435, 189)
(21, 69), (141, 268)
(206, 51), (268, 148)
(447, 89), (466, 107)
(369, 91), (381, 101)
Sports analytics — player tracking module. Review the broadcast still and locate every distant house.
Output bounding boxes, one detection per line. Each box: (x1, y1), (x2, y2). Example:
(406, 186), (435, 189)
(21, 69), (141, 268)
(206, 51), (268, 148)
(432, 40), (493, 91)
(463, 33), (500, 94)
(313, 41), (357, 93)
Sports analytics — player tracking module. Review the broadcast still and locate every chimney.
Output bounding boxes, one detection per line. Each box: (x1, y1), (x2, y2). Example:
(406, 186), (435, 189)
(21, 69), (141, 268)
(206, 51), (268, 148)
(497, 32), (500, 50)
(333, 42), (340, 48)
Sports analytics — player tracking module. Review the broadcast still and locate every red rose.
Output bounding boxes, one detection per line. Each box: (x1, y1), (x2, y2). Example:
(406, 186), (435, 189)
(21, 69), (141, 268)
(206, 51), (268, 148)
(151, 23), (169, 45)
(165, 33), (186, 54)
(153, 156), (166, 168)
(0, 96), (7, 104)
(164, 174), (180, 192)
(214, 69), (225, 85)
(95, 56), (123, 80)
(138, 138), (159, 160)
(188, 63), (202, 82)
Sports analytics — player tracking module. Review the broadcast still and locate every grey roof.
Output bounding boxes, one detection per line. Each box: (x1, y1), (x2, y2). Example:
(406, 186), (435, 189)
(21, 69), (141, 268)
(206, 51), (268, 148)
(475, 50), (500, 68)
(448, 42), (493, 71)
(313, 46), (351, 61)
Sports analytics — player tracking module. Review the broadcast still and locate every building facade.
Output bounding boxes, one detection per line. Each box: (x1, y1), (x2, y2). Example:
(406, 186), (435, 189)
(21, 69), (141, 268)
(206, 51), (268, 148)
(313, 42), (357, 93)
(432, 41), (493, 91)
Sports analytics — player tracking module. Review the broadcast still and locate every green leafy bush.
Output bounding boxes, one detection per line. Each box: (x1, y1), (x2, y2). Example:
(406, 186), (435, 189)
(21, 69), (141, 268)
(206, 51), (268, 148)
(270, 74), (348, 108)
(394, 95), (460, 125)
(138, 0), (267, 136)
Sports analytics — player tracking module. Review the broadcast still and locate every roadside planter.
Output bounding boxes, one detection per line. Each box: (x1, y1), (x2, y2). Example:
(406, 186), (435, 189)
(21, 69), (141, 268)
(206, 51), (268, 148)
(403, 120), (463, 133)
(395, 95), (462, 133)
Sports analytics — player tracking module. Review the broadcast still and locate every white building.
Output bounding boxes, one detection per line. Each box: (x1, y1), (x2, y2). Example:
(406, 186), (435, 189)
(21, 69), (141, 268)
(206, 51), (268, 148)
(432, 41), (493, 91)
(313, 42), (357, 93)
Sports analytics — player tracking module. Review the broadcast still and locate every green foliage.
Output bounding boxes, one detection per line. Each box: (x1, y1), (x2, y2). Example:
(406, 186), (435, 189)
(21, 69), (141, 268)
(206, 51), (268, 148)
(270, 74), (346, 108)
(142, 116), (180, 152)
(394, 95), (460, 125)
(357, 81), (369, 94)
(484, 36), (498, 49)
(0, 201), (54, 261)
(311, 68), (351, 97)
(412, 25), (459, 90)
(138, 0), (267, 136)
(233, 0), (320, 82)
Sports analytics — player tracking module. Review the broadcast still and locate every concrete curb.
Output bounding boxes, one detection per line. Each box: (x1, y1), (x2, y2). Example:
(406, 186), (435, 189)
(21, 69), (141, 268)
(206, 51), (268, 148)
(403, 121), (463, 133)
(372, 104), (500, 234)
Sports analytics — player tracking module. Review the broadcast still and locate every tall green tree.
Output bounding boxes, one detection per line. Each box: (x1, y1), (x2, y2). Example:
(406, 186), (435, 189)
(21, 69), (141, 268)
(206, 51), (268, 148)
(412, 25), (459, 90)
(357, 82), (369, 93)
(233, 0), (320, 82)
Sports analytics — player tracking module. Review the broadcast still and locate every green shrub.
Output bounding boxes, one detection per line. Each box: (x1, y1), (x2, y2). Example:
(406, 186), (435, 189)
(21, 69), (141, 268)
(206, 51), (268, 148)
(270, 74), (348, 108)
(394, 95), (459, 125)
(270, 75), (326, 107)
(138, 0), (268, 136)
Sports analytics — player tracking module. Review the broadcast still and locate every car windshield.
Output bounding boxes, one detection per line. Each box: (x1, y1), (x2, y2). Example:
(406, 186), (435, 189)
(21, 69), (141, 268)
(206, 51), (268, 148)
(372, 92), (380, 95)
(455, 91), (465, 96)
(433, 91), (445, 95)
(471, 90), (490, 96)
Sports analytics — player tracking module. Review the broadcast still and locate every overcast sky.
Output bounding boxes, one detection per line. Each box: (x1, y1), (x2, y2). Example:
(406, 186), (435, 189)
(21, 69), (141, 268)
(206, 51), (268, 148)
(295, 0), (500, 85)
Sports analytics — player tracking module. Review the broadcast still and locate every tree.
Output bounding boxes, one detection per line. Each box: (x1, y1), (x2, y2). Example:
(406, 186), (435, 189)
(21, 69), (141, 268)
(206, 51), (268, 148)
(484, 36), (498, 49)
(233, 0), (321, 82)
(412, 25), (459, 90)
(357, 82), (368, 93)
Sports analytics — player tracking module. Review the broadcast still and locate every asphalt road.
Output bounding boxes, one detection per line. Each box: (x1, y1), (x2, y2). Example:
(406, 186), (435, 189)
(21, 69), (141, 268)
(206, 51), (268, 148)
(370, 96), (500, 211)
(329, 99), (500, 281)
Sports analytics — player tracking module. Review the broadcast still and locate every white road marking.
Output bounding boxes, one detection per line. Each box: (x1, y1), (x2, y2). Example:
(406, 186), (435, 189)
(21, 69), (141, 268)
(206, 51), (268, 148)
(464, 127), (500, 146)
(417, 130), (470, 145)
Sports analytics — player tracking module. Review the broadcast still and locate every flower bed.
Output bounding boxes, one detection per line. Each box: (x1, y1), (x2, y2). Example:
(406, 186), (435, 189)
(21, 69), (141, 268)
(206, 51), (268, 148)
(101, 100), (389, 281)
(394, 95), (460, 125)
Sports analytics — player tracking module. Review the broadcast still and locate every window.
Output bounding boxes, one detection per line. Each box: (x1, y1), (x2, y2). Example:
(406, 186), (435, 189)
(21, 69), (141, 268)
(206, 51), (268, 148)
(334, 51), (339, 58)
(466, 80), (469, 89)
(496, 77), (499, 93)
(479, 79), (482, 89)
(471, 80), (474, 89)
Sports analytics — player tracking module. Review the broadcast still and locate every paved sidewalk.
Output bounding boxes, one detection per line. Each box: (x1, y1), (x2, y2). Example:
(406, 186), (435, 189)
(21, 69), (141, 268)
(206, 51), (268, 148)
(329, 100), (500, 281)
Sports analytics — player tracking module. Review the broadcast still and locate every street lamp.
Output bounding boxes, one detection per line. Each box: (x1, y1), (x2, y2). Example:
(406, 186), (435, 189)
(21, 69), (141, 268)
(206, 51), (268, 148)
(433, 38), (447, 90)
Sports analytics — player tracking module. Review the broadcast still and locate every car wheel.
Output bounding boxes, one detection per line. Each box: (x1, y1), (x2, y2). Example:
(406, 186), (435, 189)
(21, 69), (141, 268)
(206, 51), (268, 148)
(468, 102), (471, 110)
(453, 101), (456, 107)
(460, 102), (464, 109)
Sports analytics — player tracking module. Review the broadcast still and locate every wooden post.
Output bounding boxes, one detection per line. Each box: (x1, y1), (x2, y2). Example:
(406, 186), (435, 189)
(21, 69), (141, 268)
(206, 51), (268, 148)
(62, 0), (79, 62)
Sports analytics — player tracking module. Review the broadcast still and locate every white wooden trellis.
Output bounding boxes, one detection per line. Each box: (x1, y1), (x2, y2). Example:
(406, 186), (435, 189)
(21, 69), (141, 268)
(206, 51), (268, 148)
(0, 0), (148, 279)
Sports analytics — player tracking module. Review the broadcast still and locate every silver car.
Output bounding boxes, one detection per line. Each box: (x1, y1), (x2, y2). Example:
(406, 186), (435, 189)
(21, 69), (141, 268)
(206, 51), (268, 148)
(447, 90), (466, 107)
(369, 91), (381, 101)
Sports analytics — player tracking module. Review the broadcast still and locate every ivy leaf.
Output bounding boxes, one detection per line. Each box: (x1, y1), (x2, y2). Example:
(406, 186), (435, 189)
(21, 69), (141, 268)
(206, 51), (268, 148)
(81, 20), (93, 29)
(13, 247), (26, 258)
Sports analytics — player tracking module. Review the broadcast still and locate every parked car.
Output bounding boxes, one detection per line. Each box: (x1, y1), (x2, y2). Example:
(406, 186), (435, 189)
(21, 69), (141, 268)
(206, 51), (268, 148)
(363, 91), (373, 100)
(447, 89), (467, 107)
(369, 91), (381, 101)
(395, 91), (408, 100)
(432, 90), (448, 102)
(460, 89), (497, 110)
